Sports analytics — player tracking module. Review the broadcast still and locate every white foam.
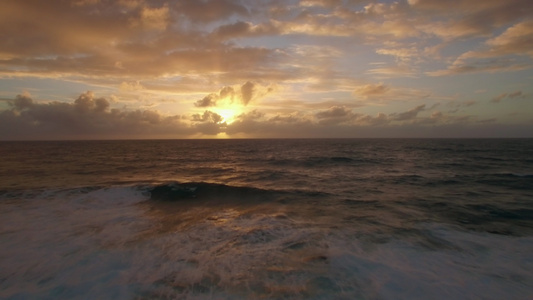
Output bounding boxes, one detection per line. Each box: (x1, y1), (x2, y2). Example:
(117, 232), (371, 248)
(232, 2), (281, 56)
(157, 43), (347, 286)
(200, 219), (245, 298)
(1, 189), (532, 299)
(325, 223), (533, 299)
(0, 186), (151, 299)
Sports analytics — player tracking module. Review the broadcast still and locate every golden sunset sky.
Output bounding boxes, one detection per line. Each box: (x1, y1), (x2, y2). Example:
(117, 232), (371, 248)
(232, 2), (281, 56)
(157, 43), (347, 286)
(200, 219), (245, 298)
(1, 0), (532, 139)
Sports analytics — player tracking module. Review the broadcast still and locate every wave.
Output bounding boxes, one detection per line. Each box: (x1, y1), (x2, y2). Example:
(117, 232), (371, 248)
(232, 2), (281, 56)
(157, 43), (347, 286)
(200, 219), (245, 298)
(147, 182), (277, 203)
(264, 155), (380, 168)
(0, 181), (331, 206)
(491, 172), (533, 178)
(2, 179), (533, 299)
(145, 181), (335, 206)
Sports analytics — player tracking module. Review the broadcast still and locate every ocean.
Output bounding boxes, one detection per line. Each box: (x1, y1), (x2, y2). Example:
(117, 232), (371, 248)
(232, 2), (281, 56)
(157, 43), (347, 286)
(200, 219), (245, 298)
(0, 139), (532, 299)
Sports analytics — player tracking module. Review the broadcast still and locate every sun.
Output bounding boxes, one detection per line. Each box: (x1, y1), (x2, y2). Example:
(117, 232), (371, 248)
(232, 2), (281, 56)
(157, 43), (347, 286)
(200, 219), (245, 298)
(214, 104), (243, 124)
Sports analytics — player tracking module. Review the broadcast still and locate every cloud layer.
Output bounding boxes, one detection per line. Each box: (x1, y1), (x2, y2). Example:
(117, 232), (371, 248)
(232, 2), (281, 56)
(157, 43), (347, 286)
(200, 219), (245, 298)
(2, 92), (531, 139)
(0, 0), (532, 138)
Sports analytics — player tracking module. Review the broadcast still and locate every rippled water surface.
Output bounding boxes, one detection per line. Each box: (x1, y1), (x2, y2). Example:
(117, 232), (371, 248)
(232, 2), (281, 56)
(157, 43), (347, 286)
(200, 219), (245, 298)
(1, 139), (532, 299)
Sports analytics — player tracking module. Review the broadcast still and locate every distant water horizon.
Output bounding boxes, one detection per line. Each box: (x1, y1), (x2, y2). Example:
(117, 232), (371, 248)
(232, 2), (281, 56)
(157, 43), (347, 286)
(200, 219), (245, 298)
(2, 137), (532, 141)
(1, 139), (532, 299)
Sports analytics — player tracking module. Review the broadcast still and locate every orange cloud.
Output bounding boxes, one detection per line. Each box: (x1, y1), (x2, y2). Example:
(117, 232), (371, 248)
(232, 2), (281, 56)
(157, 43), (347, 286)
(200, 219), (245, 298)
(0, 0), (532, 139)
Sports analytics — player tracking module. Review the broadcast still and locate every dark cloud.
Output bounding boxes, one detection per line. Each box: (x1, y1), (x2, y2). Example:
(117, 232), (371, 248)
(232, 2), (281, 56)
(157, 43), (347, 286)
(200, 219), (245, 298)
(0, 46), (281, 80)
(357, 113), (389, 126)
(174, 0), (249, 23)
(11, 94), (34, 110)
(392, 104), (426, 121)
(190, 110), (226, 135)
(0, 0), (282, 82)
(0, 92), (190, 140)
(315, 106), (358, 126)
(195, 94), (218, 107)
(508, 91), (523, 98)
(1, 92), (531, 139)
(194, 85), (242, 107)
(210, 21), (280, 40)
(219, 86), (235, 100)
(191, 110), (224, 124)
(268, 114), (306, 124)
(211, 21), (252, 40)
(408, 0), (533, 38)
(74, 91), (110, 113)
(224, 105), (533, 138)
(237, 110), (265, 121)
(315, 106), (352, 119)
(492, 93), (507, 103)
(491, 91), (525, 103)
(439, 62), (530, 76)
(241, 81), (255, 105)
(225, 110), (317, 137)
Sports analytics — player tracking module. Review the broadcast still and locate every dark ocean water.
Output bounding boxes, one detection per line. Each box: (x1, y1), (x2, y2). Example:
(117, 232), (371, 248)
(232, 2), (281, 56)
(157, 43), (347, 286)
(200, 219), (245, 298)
(0, 139), (532, 299)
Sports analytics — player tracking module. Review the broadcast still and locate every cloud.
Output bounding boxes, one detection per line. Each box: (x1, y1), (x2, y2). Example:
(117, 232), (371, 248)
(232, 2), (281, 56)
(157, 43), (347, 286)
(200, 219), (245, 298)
(0, 0), (282, 84)
(492, 93), (507, 103)
(312, 104), (429, 126)
(356, 112), (389, 126)
(392, 104), (426, 121)
(315, 106), (353, 119)
(2, 92), (530, 139)
(299, 0), (343, 8)
(376, 47), (419, 63)
(194, 94), (218, 107)
(456, 21), (533, 61)
(224, 110), (272, 136)
(191, 110), (224, 124)
(508, 91), (524, 98)
(409, 0), (533, 39)
(188, 110), (228, 135)
(223, 104), (531, 138)
(74, 91), (110, 113)
(427, 57), (531, 76)
(194, 82), (270, 108)
(485, 20), (533, 58)
(428, 20), (533, 76)
(173, 0), (249, 24)
(212, 21), (254, 40)
(0, 0), (532, 140)
(0, 92), (191, 139)
(367, 65), (417, 78)
(210, 21), (280, 40)
(258, 99), (363, 114)
(11, 92), (34, 110)
(241, 81), (255, 105)
(72, 0), (100, 6)
(120, 81), (145, 92)
(138, 5), (170, 30)
(219, 86), (236, 100)
(1, 0), (530, 100)
(491, 91), (525, 103)
(353, 83), (390, 97)
(315, 106), (357, 125)
(352, 83), (430, 102)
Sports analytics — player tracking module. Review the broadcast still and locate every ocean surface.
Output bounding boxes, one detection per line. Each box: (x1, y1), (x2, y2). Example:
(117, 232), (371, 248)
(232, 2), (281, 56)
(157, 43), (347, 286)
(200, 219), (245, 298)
(0, 139), (532, 299)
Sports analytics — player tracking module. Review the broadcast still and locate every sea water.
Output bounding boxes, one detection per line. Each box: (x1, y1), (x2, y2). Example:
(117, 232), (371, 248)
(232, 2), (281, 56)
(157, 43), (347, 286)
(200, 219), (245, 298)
(0, 139), (532, 299)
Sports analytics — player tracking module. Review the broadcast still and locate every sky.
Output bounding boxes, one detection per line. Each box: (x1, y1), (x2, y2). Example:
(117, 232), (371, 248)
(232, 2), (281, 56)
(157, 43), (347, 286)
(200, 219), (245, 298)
(1, 0), (532, 139)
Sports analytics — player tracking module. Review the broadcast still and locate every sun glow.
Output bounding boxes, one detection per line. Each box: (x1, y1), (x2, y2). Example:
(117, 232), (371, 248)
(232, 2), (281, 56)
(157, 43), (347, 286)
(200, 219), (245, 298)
(214, 105), (243, 124)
